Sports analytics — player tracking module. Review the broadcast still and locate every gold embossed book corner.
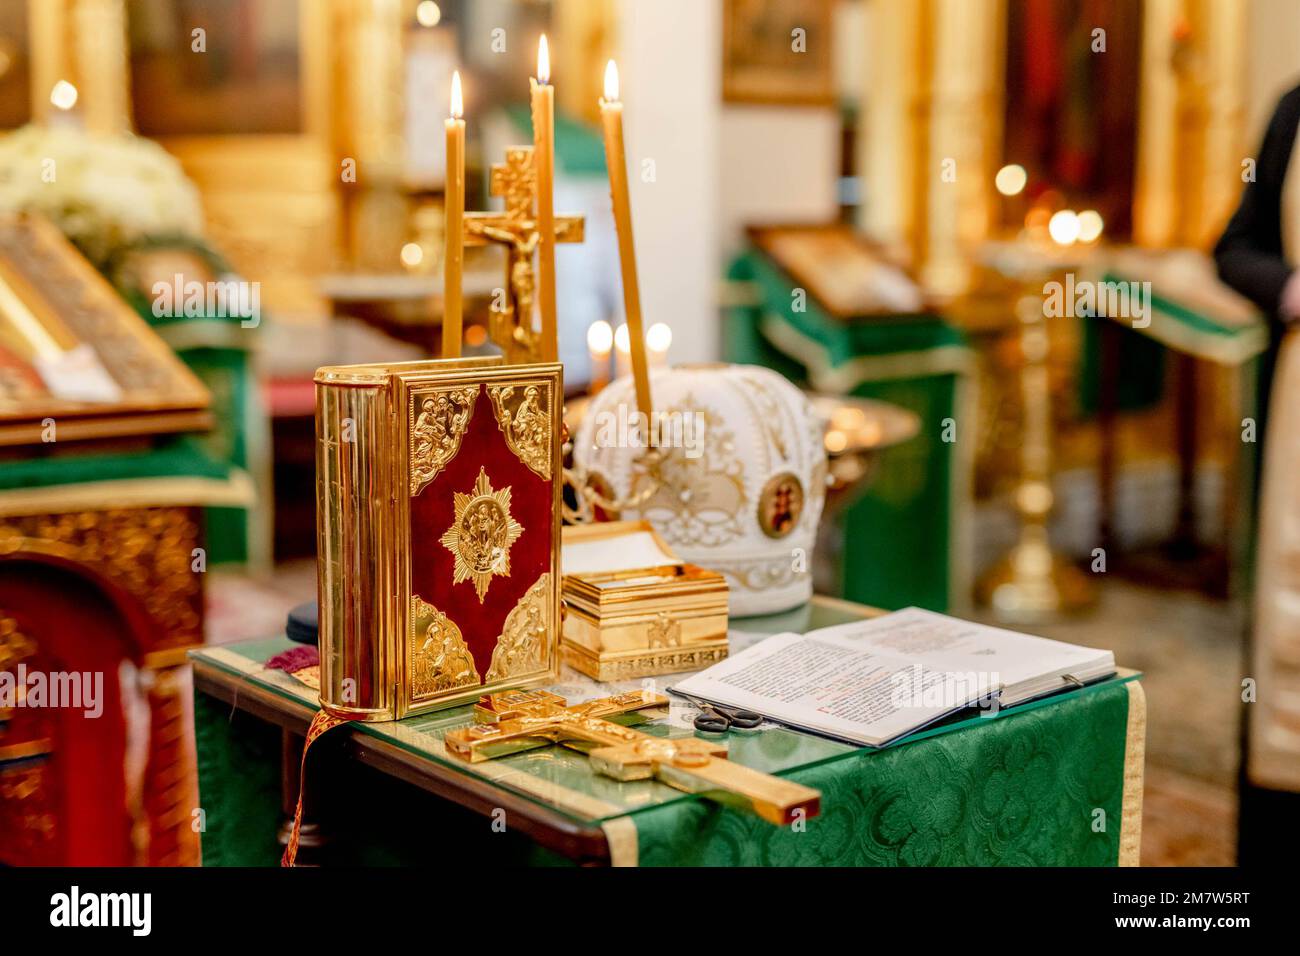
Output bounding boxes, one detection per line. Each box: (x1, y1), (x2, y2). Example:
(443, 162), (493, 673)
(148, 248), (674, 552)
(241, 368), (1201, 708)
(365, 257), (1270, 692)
(316, 357), (562, 719)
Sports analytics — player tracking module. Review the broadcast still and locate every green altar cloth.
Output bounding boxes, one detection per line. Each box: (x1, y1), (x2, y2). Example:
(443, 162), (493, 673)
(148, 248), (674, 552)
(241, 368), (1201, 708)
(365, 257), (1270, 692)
(724, 250), (975, 613)
(0, 436), (254, 516)
(192, 601), (1144, 867)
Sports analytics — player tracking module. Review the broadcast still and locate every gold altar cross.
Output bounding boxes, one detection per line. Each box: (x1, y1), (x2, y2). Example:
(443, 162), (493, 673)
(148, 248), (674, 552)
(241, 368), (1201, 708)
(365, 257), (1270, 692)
(463, 146), (585, 365)
(443, 689), (820, 826)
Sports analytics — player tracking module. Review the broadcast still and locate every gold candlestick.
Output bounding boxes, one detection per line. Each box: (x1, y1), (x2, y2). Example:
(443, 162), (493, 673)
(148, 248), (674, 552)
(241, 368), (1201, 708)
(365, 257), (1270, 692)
(977, 289), (1093, 622)
(442, 70), (465, 358)
(599, 59), (653, 424)
(530, 36), (558, 363)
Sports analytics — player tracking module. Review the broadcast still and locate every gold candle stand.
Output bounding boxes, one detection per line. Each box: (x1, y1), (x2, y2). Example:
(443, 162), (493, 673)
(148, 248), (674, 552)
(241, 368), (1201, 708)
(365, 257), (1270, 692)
(977, 289), (1094, 622)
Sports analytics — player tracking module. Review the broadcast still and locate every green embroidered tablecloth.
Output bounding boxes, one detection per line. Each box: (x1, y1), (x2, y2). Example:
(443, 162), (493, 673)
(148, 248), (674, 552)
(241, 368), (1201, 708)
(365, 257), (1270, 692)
(724, 250), (975, 612)
(192, 600), (1145, 867)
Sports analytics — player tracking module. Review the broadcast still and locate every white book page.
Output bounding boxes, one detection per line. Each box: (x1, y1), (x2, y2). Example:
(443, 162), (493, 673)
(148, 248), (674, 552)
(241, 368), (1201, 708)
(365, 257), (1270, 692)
(807, 607), (1112, 689)
(674, 631), (998, 745)
(674, 608), (1114, 745)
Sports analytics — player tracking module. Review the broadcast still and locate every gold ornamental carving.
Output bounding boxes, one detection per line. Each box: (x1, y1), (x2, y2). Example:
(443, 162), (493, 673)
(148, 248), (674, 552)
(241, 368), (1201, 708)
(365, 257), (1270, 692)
(0, 614), (36, 726)
(410, 385), (478, 495)
(485, 572), (551, 683)
(647, 611), (680, 648)
(0, 763), (56, 862)
(0, 507), (203, 649)
(440, 467), (525, 602)
(409, 596), (480, 698)
(0, 614), (35, 672)
(489, 382), (552, 479)
(0, 721), (55, 859)
(561, 643), (730, 683)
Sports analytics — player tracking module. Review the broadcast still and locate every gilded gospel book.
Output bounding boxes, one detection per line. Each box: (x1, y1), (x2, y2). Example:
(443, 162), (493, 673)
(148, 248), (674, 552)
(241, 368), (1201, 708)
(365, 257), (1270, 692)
(315, 356), (562, 720)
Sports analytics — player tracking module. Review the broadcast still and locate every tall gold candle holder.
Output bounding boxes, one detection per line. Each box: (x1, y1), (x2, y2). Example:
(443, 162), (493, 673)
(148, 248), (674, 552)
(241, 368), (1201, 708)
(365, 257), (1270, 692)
(977, 288), (1094, 622)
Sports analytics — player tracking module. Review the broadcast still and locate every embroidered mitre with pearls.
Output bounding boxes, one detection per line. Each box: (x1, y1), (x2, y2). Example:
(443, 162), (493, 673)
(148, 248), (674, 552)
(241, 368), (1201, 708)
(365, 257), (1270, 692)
(574, 364), (827, 616)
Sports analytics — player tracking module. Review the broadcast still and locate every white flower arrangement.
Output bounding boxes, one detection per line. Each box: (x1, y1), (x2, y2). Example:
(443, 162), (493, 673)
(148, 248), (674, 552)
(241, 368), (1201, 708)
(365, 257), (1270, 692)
(0, 123), (205, 266)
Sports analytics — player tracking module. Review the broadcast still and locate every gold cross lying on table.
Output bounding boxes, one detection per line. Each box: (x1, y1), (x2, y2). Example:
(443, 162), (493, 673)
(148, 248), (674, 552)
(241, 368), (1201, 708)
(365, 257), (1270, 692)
(463, 146), (584, 365)
(443, 689), (820, 826)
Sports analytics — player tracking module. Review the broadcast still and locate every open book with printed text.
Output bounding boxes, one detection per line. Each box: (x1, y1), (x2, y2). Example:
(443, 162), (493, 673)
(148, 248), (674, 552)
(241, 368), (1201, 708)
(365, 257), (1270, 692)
(672, 607), (1116, 747)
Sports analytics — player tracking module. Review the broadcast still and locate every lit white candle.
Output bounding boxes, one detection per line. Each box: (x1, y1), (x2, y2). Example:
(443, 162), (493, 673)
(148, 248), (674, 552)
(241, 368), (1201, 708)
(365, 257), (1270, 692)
(599, 60), (653, 421)
(531, 36), (558, 362)
(442, 70), (465, 357)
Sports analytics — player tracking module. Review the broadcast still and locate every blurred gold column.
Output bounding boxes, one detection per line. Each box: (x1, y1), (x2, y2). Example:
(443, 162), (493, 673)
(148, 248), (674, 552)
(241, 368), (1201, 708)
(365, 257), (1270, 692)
(1133, 0), (1247, 248)
(554, 0), (617, 126)
(342, 0), (407, 271)
(923, 0), (1005, 297)
(858, 0), (927, 266)
(858, 0), (1004, 298)
(29, 0), (132, 133)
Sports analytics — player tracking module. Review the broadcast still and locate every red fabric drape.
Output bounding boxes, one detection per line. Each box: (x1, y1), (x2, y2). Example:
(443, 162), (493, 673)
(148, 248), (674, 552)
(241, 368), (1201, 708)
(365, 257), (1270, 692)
(0, 564), (134, 865)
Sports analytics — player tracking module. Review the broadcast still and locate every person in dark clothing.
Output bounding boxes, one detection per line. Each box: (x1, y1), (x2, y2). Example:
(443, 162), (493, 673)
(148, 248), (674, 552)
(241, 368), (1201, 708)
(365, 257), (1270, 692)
(1215, 84), (1300, 326)
(1214, 82), (1300, 867)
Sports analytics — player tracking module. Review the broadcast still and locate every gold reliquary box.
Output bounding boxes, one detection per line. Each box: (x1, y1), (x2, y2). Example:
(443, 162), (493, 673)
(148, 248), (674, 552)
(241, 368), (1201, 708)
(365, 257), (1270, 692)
(560, 521), (729, 681)
(316, 356), (562, 720)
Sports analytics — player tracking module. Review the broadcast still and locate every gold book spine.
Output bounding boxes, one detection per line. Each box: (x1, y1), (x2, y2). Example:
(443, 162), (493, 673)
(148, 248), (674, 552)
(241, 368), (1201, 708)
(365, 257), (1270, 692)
(315, 373), (399, 720)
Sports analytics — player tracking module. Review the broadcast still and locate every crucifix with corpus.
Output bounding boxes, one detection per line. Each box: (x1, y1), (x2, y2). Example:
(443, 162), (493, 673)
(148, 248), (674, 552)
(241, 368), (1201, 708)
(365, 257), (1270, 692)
(463, 146), (585, 366)
(443, 688), (821, 825)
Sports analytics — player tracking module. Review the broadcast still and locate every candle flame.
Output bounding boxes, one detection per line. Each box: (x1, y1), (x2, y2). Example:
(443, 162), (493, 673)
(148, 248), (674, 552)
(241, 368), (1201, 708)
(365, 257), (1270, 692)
(603, 60), (619, 102)
(450, 70), (462, 118)
(50, 79), (78, 111)
(537, 34), (550, 84)
(646, 323), (672, 353)
(587, 320), (613, 354)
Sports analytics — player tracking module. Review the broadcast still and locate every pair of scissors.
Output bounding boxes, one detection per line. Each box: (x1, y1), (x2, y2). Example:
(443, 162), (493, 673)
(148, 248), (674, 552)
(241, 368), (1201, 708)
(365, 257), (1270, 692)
(692, 700), (763, 735)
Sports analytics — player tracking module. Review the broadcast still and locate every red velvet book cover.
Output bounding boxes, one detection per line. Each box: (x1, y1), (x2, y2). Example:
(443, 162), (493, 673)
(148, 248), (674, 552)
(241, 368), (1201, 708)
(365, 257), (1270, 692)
(409, 382), (556, 690)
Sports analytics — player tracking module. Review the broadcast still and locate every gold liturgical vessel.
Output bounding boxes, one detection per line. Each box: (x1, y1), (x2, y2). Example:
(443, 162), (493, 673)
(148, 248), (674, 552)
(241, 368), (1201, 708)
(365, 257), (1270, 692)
(560, 520), (730, 680)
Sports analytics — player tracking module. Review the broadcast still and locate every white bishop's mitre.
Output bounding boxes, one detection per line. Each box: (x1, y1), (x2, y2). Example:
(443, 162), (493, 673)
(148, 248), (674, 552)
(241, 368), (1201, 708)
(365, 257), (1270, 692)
(574, 364), (828, 616)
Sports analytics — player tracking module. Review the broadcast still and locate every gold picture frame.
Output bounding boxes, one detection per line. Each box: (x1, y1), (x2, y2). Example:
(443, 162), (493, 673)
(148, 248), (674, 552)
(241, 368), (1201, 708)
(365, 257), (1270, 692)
(722, 0), (835, 106)
(0, 215), (211, 447)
